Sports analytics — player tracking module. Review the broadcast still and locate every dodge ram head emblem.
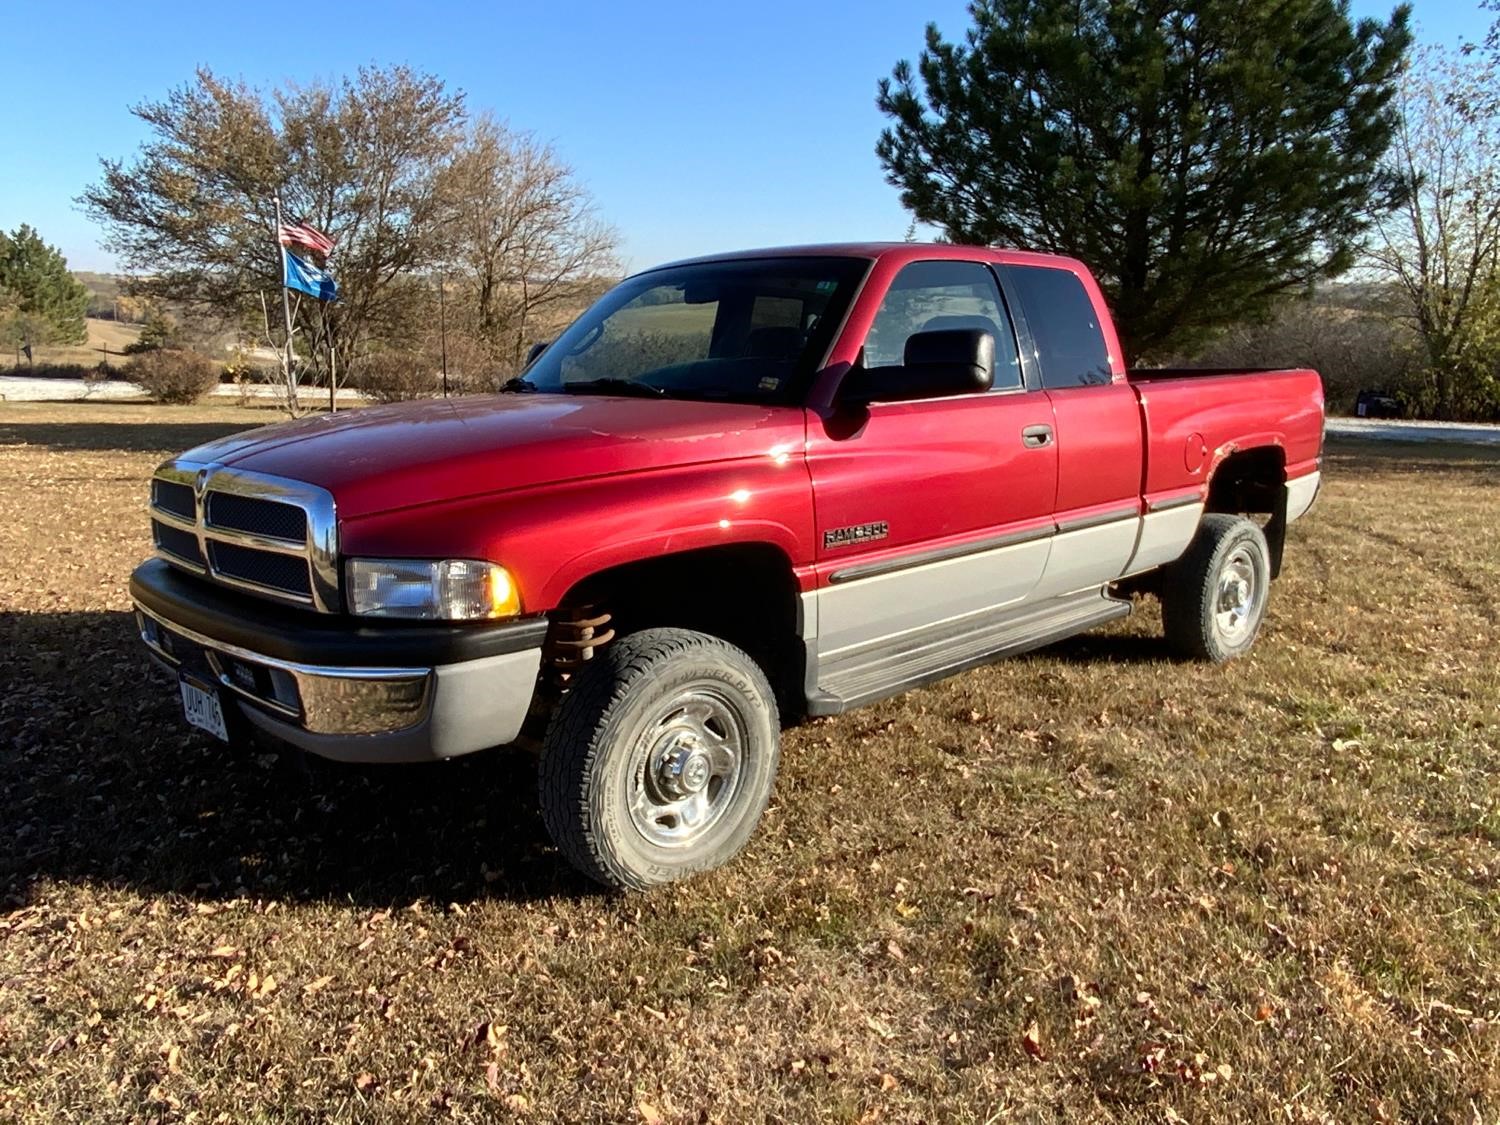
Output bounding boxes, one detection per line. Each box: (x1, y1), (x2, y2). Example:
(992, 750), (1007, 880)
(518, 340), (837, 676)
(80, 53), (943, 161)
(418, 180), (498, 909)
(823, 522), (889, 549)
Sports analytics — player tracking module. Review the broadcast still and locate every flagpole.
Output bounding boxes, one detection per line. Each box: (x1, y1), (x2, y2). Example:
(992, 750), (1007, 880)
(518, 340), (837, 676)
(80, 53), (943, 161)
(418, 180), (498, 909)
(438, 271), (449, 398)
(273, 195), (298, 411)
(327, 313), (338, 414)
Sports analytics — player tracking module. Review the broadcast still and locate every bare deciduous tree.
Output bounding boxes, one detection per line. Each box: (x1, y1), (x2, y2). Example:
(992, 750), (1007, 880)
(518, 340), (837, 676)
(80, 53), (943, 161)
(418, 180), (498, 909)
(81, 66), (468, 407)
(1368, 45), (1500, 418)
(442, 116), (619, 369)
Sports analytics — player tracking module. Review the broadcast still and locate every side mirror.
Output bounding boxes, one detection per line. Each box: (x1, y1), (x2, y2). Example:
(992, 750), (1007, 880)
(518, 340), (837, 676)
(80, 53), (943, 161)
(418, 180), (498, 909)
(524, 340), (549, 367)
(841, 329), (995, 405)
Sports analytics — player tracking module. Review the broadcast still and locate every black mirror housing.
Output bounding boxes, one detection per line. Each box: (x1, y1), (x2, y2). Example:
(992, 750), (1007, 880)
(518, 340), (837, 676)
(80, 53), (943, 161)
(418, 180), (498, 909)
(842, 328), (995, 405)
(524, 341), (549, 367)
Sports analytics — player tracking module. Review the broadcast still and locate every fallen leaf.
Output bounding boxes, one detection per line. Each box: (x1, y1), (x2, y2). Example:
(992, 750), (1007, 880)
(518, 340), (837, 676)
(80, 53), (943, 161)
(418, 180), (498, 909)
(303, 975), (334, 994)
(638, 1102), (664, 1124)
(880, 1072), (899, 1091)
(1022, 1021), (1046, 1060)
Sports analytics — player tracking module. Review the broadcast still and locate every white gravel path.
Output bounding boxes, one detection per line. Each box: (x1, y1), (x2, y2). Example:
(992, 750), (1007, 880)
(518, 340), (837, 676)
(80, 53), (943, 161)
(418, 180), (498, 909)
(1325, 417), (1500, 447)
(0, 376), (365, 404)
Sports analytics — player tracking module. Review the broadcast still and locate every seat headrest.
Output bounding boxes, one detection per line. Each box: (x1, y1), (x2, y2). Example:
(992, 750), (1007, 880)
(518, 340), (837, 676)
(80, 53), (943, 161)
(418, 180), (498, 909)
(745, 326), (804, 359)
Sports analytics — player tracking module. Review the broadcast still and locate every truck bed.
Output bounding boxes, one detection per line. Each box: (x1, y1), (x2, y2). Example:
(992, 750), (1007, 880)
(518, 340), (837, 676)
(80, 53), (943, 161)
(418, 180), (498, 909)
(1127, 366), (1311, 382)
(1125, 366), (1325, 500)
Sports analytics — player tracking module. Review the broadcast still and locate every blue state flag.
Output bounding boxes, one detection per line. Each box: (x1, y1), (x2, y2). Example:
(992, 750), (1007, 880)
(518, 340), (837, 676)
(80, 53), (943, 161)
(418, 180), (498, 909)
(283, 249), (338, 302)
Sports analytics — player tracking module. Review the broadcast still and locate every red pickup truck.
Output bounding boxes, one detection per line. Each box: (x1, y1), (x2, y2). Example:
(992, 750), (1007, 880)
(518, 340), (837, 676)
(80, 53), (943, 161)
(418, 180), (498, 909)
(131, 243), (1323, 890)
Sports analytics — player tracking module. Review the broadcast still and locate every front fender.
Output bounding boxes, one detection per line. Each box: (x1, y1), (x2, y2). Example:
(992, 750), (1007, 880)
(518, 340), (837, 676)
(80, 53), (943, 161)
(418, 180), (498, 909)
(339, 457), (817, 612)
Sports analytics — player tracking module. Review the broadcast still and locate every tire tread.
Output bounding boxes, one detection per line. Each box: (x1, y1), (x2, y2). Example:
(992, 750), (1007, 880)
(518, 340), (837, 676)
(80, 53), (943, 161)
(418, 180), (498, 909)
(1160, 513), (1269, 662)
(538, 627), (778, 891)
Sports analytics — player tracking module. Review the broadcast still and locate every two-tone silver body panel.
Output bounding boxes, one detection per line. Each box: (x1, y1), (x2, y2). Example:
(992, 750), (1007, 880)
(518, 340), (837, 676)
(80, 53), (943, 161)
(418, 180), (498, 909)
(1284, 469), (1322, 525)
(800, 468), (1320, 711)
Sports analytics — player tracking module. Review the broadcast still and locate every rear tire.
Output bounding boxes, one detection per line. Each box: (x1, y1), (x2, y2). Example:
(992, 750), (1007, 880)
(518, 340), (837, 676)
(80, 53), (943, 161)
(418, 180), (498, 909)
(1160, 514), (1271, 662)
(538, 628), (780, 891)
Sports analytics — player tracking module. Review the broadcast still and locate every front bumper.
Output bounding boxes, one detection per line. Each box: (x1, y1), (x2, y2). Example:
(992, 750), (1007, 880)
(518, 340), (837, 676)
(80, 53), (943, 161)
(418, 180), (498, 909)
(130, 558), (546, 763)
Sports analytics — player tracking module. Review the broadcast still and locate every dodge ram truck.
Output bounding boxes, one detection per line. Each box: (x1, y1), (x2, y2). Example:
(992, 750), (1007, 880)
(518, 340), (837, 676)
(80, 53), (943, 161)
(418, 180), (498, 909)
(130, 243), (1324, 890)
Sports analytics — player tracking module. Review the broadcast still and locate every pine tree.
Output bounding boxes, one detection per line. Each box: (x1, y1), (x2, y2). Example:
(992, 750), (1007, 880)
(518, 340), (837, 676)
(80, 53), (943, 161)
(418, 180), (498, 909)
(0, 225), (89, 356)
(876, 0), (1412, 360)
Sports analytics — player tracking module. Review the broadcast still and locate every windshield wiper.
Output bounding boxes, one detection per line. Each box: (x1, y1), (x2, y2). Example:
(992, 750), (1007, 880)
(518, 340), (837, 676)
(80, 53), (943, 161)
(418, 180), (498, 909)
(500, 376), (538, 393)
(560, 378), (666, 398)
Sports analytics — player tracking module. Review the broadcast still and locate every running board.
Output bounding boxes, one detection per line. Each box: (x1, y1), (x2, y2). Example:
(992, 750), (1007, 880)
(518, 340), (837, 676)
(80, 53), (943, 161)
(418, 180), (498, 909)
(808, 589), (1131, 716)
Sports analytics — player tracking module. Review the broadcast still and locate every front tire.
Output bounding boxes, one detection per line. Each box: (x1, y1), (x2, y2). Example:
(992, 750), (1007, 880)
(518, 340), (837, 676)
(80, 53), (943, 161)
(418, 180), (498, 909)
(1160, 514), (1271, 662)
(538, 628), (781, 891)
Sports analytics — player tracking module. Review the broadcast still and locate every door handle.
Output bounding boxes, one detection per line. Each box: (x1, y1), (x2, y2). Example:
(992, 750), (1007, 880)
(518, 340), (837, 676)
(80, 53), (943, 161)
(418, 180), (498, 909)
(1022, 424), (1054, 448)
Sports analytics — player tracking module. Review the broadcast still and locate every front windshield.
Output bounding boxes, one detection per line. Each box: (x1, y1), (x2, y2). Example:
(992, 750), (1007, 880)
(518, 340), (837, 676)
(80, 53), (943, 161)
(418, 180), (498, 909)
(521, 256), (869, 404)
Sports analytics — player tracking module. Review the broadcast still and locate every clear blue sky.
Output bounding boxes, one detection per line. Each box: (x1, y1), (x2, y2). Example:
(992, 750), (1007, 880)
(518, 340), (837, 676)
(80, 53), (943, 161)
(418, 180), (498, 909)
(0, 0), (1488, 275)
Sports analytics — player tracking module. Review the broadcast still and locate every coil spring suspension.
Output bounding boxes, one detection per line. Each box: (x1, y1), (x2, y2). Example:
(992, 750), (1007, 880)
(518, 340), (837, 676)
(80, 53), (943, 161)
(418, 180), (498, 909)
(541, 605), (615, 690)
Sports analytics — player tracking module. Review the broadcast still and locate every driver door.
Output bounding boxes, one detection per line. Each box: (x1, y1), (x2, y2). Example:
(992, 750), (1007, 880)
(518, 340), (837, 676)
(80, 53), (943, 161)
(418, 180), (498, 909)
(805, 259), (1059, 657)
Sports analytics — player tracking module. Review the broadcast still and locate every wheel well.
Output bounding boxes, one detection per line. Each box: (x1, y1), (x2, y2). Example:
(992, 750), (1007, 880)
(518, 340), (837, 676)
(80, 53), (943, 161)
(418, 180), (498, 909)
(1204, 446), (1289, 577)
(551, 543), (805, 716)
(1206, 447), (1285, 515)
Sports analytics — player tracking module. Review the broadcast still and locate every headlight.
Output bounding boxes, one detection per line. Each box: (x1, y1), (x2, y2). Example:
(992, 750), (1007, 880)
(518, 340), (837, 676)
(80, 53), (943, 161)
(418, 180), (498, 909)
(345, 558), (521, 620)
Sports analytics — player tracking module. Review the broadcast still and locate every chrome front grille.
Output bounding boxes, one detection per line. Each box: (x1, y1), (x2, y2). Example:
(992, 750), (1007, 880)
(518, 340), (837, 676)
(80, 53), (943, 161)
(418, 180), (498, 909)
(149, 460), (340, 612)
(151, 478), (196, 521)
(205, 492), (308, 542)
(152, 519), (204, 567)
(207, 540), (314, 597)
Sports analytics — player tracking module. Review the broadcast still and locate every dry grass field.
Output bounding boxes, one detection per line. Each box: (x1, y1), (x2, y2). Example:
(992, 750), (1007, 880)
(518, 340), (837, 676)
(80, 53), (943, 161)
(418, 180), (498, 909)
(1, 402), (1497, 1123)
(3, 318), (143, 370)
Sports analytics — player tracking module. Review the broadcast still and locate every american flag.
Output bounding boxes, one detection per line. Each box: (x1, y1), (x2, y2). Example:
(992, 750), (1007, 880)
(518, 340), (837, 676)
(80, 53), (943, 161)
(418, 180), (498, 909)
(278, 219), (334, 257)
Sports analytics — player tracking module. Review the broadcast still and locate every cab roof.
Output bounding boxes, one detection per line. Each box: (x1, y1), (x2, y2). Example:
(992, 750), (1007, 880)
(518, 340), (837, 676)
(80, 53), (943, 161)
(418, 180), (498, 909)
(646, 241), (1089, 275)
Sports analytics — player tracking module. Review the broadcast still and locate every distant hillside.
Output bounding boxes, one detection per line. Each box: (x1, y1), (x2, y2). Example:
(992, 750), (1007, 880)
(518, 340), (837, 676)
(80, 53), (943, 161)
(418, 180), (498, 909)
(3, 316), (141, 370)
(73, 271), (135, 320)
(74, 271), (123, 299)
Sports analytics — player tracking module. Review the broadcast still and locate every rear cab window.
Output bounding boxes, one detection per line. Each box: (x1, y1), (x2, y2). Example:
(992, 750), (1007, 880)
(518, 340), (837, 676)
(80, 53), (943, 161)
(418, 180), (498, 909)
(1002, 264), (1113, 389)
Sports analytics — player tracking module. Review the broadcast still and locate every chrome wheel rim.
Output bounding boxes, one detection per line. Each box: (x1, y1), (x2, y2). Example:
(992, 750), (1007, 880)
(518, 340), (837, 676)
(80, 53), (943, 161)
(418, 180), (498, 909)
(628, 687), (745, 848)
(1214, 546), (1261, 642)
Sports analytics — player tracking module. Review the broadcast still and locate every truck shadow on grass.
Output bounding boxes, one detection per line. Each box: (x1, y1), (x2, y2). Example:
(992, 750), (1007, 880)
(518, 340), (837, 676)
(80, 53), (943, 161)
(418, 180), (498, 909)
(0, 420), (261, 455)
(0, 610), (594, 912)
(1040, 628), (1178, 666)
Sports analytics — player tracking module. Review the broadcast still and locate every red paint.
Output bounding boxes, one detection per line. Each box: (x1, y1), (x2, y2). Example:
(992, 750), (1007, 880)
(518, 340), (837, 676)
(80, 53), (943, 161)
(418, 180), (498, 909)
(172, 244), (1324, 614)
(805, 392), (1058, 571)
(1046, 383), (1143, 520)
(1130, 368), (1325, 503)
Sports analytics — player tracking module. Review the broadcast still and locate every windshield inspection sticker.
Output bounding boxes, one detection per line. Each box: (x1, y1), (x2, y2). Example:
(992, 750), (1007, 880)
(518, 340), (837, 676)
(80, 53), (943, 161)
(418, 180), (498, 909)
(758, 376), (781, 391)
(824, 522), (889, 549)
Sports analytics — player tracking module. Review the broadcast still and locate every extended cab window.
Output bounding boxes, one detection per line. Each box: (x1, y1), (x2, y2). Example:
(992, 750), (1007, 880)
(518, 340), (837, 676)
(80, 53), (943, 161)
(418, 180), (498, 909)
(862, 260), (1023, 391)
(1005, 265), (1113, 388)
(524, 257), (866, 404)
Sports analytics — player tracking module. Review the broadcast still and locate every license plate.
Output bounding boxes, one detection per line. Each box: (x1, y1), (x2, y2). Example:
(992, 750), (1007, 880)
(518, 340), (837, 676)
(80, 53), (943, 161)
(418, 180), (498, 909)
(179, 676), (229, 742)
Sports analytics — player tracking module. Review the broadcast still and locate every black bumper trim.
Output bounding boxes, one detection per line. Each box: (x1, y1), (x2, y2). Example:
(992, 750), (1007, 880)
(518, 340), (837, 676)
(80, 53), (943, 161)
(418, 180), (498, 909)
(129, 558), (549, 668)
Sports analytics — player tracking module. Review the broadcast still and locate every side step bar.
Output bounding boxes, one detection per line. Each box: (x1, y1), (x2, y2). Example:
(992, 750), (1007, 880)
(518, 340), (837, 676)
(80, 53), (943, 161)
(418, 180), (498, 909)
(807, 588), (1131, 716)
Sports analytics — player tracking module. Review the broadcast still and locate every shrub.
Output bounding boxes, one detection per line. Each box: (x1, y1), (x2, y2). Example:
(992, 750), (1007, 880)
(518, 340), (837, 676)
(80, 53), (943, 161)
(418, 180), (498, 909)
(1164, 297), (1418, 415)
(349, 352), (438, 403)
(124, 349), (221, 404)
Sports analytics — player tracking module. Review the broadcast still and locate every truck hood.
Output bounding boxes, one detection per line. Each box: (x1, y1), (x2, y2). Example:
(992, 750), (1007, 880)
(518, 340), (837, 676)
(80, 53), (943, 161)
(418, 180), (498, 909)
(180, 394), (807, 518)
